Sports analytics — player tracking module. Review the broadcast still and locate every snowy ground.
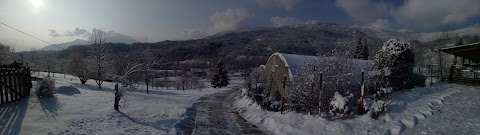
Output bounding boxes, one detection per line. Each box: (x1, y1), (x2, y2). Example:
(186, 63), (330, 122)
(235, 83), (480, 135)
(0, 72), (241, 135)
(191, 88), (265, 135)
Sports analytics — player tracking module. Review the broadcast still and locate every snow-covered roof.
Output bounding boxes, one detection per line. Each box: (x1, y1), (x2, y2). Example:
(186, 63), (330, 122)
(273, 53), (319, 76)
(271, 53), (372, 79)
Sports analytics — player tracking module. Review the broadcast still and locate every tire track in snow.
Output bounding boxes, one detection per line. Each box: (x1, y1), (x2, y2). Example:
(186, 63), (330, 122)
(190, 87), (267, 135)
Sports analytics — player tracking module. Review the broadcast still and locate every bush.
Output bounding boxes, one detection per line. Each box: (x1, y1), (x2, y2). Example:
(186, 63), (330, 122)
(373, 39), (414, 91)
(329, 91), (353, 117)
(36, 77), (56, 97)
(262, 97), (281, 111)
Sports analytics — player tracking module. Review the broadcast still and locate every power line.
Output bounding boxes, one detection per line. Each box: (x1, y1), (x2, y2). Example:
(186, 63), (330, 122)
(0, 21), (64, 50)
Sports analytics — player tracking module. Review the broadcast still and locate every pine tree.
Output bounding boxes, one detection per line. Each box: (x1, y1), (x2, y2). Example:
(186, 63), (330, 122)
(363, 38), (369, 60)
(355, 37), (363, 59)
(211, 60), (230, 88)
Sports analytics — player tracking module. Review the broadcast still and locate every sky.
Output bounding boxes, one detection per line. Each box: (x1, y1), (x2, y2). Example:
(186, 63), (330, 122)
(1, 0), (479, 51)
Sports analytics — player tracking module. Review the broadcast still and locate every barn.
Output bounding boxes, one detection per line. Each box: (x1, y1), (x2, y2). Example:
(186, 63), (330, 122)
(261, 53), (371, 102)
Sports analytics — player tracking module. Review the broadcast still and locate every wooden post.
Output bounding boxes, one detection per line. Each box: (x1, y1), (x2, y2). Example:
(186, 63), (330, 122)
(418, 67), (422, 76)
(438, 51), (443, 81)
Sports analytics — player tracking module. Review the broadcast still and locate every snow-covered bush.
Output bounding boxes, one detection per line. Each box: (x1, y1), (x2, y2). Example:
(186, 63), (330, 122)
(373, 39), (414, 91)
(329, 91), (353, 117)
(35, 77), (56, 97)
(262, 96), (281, 111)
(364, 85), (392, 116)
(289, 62), (322, 114)
(289, 53), (357, 116)
(371, 100), (386, 116)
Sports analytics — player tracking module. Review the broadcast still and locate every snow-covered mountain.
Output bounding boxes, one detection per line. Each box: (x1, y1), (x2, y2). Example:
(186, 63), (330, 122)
(41, 32), (138, 51)
(41, 39), (89, 51)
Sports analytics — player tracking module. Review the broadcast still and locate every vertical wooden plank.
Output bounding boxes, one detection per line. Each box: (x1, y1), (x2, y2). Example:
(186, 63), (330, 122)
(6, 69), (12, 103)
(27, 67), (32, 96)
(11, 69), (17, 101)
(16, 69), (22, 99)
(0, 69), (4, 104)
(13, 70), (19, 101)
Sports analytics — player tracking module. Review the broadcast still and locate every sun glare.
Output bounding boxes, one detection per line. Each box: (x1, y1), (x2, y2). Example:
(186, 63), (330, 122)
(30, 0), (45, 9)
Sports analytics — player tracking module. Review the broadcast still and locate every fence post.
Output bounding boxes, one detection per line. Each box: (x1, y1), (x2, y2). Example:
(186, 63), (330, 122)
(430, 65), (433, 86)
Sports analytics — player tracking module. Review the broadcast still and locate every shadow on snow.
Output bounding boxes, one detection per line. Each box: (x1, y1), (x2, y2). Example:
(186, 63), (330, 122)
(57, 86), (81, 96)
(0, 97), (29, 135)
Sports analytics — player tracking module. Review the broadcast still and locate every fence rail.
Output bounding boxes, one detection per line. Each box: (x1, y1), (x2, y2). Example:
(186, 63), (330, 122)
(0, 66), (32, 105)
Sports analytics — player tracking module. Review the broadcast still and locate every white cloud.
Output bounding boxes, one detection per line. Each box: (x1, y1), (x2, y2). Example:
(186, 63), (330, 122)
(369, 19), (391, 30)
(48, 29), (61, 37)
(336, 0), (480, 30)
(270, 16), (301, 27)
(48, 27), (91, 38)
(394, 0), (480, 29)
(180, 29), (208, 40)
(209, 8), (254, 33)
(335, 0), (389, 24)
(256, 0), (302, 11)
(64, 28), (90, 37)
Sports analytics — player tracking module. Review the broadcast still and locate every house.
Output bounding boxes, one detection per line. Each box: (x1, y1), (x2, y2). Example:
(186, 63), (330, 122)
(261, 53), (371, 102)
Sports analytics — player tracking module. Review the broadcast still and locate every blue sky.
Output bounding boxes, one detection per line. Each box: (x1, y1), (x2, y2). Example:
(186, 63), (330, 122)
(1, 0), (479, 51)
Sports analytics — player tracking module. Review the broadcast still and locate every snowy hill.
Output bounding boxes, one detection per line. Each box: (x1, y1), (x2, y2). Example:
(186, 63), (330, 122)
(41, 32), (138, 51)
(41, 39), (89, 51)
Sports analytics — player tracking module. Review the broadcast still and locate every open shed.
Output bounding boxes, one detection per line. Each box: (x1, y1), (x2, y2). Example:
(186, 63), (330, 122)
(440, 41), (480, 84)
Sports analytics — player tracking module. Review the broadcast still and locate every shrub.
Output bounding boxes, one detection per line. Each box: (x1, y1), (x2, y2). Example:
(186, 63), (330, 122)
(329, 91), (353, 117)
(36, 77), (56, 97)
(373, 39), (414, 91)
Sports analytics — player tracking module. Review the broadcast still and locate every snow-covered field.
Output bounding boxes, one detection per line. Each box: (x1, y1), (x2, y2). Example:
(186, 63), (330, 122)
(1, 72), (240, 135)
(235, 83), (479, 135)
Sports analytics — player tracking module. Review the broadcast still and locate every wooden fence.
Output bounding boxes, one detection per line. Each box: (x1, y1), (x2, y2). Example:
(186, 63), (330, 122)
(0, 66), (32, 105)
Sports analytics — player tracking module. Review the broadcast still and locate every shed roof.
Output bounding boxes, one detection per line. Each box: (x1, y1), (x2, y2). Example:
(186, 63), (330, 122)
(272, 53), (371, 78)
(440, 42), (480, 62)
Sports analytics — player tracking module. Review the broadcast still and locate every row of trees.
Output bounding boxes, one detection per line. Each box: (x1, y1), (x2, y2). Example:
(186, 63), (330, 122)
(62, 29), (158, 92)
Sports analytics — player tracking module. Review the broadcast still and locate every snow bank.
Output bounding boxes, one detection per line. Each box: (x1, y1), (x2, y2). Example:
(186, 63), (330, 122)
(235, 83), (461, 135)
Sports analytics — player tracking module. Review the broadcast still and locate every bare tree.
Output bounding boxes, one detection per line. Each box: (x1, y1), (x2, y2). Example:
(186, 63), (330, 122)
(42, 53), (56, 77)
(0, 43), (13, 65)
(87, 28), (110, 89)
(68, 53), (90, 84)
(140, 47), (158, 93)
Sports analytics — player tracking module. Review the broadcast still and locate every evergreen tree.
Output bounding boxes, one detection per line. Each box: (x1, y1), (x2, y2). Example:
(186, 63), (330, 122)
(354, 37), (363, 59)
(211, 60), (229, 88)
(354, 37), (369, 60)
(363, 38), (369, 60)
